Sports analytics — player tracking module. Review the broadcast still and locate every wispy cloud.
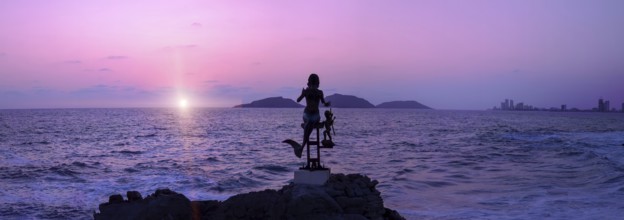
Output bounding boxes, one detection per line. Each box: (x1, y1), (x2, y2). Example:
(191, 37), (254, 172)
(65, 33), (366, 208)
(191, 22), (202, 28)
(106, 55), (127, 60)
(181, 44), (198, 49)
(70, 84), (160, 99)
(0, 52), (6, 57)
(99, 68), (112, 72)
(209, 84), (252, 96)
(161, 44), (199, 52)
(64, 60), (82, 64)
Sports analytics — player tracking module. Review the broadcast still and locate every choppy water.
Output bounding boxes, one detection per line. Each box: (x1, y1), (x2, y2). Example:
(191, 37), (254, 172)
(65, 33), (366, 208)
(1, 108), (624, 219)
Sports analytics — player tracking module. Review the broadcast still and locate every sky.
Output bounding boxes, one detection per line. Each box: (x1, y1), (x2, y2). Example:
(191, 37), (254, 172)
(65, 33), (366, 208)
(1, 0), (623, 110)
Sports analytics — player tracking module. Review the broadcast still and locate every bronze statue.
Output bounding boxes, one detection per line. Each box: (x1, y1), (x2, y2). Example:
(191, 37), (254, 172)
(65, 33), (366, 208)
(283, 73), (333, 164)
(321, 109), (335, 148)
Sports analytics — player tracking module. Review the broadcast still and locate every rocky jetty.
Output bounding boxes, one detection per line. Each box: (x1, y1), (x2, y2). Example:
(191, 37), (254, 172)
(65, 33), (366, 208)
(94, 173), (404, 220)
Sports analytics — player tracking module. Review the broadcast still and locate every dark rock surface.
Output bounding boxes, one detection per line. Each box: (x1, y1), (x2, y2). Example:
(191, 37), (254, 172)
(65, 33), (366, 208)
(376, 100), (432, 109)
(96, 188), (192, 220)
(94, 173), (405, 220)
(234, 97), (304, 108)
(325, 94), (375, 108)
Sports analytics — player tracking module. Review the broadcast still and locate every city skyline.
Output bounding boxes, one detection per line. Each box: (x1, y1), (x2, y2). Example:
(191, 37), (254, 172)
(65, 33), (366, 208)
(1, 1), (624, 109)
(494, 97), (624, 112)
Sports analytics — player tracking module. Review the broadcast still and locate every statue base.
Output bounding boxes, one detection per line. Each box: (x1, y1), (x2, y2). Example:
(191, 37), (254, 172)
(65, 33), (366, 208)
(294, 169), (330, 185)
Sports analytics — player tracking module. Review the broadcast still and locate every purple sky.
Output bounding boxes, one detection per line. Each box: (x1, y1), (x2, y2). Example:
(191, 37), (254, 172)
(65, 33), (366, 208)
(1, 0), (623, 109)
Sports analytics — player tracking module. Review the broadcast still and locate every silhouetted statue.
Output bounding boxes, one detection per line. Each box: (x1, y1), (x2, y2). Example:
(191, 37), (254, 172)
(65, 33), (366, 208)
(321, 109), (335, 148)
(283, 73), (331, 158)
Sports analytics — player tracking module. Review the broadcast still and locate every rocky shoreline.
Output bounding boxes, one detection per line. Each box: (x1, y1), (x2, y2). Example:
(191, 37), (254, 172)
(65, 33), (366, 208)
(94, 173), (405, 220)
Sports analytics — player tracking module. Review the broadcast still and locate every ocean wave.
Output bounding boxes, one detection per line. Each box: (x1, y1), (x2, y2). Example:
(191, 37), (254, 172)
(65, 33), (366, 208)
(111, 150), (144, 155)
(210, 174), (263, 192)
(252, 164), (290, 173)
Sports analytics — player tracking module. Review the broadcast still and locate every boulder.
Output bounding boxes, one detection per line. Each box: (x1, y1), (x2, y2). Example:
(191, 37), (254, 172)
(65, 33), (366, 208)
(126, 191), (142, 201)
(95, 188), (192, 220)
(108, 194), (123, 204)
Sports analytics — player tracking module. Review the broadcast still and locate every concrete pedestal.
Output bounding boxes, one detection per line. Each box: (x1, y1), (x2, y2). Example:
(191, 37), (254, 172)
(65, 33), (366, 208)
(294, 169), (330, 185)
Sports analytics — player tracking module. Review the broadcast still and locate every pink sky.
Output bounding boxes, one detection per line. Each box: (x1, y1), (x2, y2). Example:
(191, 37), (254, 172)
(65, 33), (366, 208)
(1, 0), (623, 109)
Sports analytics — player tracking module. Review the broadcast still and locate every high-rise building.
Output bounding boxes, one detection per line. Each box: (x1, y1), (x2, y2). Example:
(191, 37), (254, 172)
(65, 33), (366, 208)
(510, 100), (514, 110)
(505, 99), (509, 110)
(605, 101), (610, 112)
(561, 105), (567, 111)
(598, 98), (604, 112)
(621, 103), (624, 112)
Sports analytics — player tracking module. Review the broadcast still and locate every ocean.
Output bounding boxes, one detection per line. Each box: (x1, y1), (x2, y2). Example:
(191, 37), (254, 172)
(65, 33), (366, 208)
(1, 108), (624, 219)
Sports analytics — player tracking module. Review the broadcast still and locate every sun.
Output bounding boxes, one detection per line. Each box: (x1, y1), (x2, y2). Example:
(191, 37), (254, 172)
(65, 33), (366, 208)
(178, 99), (188, 108)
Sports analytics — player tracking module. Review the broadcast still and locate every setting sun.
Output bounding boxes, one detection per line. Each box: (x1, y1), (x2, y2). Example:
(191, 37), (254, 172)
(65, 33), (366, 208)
(178, 99), (188, 108)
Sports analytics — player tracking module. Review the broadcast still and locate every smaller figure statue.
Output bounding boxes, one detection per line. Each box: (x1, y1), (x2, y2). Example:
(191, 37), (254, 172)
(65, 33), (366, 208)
(321, 109), (335, 148)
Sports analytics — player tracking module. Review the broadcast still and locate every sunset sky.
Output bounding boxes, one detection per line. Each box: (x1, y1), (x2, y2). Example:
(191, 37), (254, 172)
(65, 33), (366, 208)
(1, 0), (623, 109)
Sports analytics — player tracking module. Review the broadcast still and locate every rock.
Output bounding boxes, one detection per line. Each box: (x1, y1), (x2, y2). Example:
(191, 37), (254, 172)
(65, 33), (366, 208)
(191, 200), (221, 219)
(94, 174), (405, 220)
(108, 194), (123, 204)
(219, 189), (284, 219)
(369, 180), (379, 188)
(383, 208), (406, 220)
(286, 184), (343, 219)
(95, 188), (192, 220)
(126, 191), (142, 202)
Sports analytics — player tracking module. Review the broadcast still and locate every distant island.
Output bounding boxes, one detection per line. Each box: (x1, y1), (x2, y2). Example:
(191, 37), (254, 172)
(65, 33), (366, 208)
(325, 93), (375, 108)
(234, 93), (432, 109)
(376, 101), (431, 109)
(234, 97), (303, 108)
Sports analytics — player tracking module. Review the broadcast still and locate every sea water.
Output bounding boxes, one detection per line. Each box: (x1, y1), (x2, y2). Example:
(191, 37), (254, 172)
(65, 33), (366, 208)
(1, 108), (624, 219)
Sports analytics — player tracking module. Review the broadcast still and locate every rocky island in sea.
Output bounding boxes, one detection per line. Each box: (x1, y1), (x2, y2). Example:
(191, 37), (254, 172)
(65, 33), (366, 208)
(376, 101), (431, 109)
(94, 173), (405, 220)
(325, 94), (376, 108)
(234, 94), (432, 110)
(234, 97), (304, 108)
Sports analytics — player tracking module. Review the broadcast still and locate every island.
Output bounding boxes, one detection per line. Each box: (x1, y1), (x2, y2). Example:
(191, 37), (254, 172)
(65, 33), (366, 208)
(235, 94), (432, 110)
(234, 97), (303, 108)
(325, 94), (375, 108)
(94, 173), (405, 220)
(376, 101), (431, 109)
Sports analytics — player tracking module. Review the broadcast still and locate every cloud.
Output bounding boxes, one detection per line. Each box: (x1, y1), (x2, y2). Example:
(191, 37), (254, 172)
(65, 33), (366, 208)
(106, 55), (127, 60)
(0, 52), (5, 57)
(204, 80), (219, 84)
(64, 60), (82, 64)
(209, 84), (252, 96)
(181, 44), (198, 49)
(99, 68), (112, 72)
(70, 84), (159, 99)
(191, 22), (202, 28)
(161, 44), (199, 52)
